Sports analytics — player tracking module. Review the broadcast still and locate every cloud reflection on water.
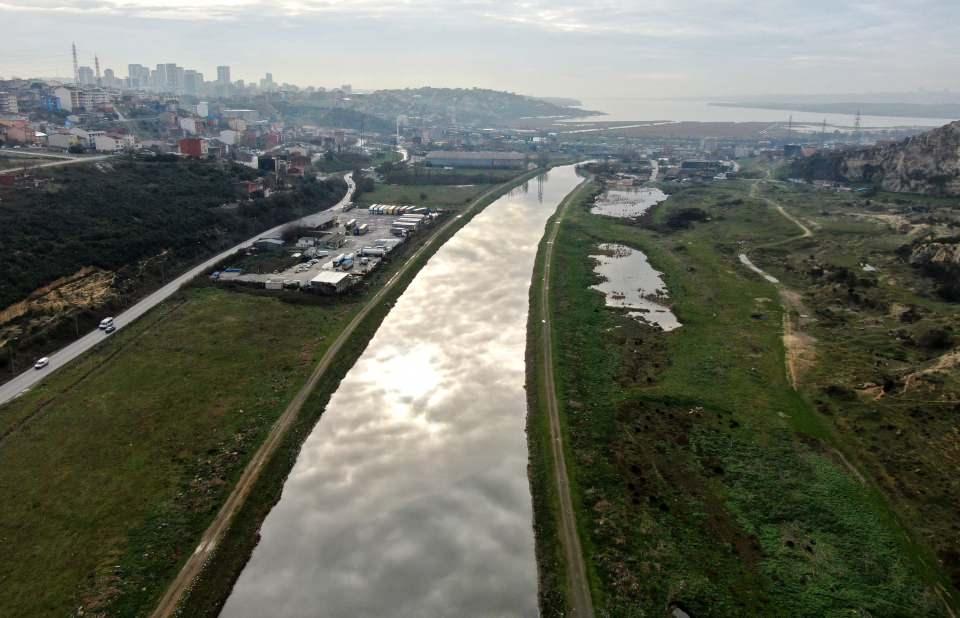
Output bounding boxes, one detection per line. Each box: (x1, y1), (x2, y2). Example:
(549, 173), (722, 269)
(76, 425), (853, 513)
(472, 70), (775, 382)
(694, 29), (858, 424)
(221, 165), (584, 618)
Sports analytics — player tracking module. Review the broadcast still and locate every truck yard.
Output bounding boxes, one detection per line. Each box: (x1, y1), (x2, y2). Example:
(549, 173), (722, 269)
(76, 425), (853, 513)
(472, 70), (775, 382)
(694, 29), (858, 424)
(213, 204), (438, 294)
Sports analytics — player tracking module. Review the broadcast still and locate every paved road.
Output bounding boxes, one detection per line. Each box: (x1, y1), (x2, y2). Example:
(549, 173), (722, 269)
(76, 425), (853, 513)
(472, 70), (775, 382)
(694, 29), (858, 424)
(538, 178), (596, 618)
(0, 173), (355, 407)
(150, 171), (535, 618)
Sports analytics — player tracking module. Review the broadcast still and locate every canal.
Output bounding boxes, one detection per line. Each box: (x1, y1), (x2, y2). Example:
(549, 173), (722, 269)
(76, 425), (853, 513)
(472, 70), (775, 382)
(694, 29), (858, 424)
(221, 164), (587, 617)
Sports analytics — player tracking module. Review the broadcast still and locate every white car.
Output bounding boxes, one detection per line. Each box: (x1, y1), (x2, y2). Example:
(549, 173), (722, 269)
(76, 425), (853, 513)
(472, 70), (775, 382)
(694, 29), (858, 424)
(34, 357), (50, 370)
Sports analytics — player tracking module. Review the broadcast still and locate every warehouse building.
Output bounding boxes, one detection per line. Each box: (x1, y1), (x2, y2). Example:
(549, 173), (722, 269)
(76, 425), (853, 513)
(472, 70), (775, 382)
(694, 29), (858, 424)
(425, 151), (526, 169)
(310, 271), (354, 294)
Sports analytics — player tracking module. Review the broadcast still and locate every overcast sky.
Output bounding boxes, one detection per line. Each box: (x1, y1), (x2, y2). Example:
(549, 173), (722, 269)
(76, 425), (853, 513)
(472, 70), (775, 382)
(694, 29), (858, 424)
(1, 0), (958, 99)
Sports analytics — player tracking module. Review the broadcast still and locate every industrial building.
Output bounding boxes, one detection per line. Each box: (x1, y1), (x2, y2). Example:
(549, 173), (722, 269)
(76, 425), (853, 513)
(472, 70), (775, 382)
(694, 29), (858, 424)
(310, 271), (355, 294)
(425, 151), (526, 169)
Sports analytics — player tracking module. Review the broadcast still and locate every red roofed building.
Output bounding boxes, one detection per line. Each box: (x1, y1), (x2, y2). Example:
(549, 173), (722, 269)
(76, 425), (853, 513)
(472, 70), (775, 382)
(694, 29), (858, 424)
(179, 137), (208, 159)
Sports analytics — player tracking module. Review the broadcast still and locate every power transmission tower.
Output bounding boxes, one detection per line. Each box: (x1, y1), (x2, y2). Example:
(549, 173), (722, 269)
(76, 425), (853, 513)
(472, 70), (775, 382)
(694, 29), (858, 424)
(853, 110), (862, 146)
(787, 115), (794, 142)
(819, 118), (827, 148)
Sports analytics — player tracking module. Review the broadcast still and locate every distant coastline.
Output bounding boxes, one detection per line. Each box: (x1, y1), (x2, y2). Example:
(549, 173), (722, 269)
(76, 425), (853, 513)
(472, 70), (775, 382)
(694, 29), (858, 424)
(711, 101), (960, 121)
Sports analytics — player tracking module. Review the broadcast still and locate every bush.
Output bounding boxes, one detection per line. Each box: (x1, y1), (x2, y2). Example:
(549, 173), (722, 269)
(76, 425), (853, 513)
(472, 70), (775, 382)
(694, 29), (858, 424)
(914, 327), (954, 351)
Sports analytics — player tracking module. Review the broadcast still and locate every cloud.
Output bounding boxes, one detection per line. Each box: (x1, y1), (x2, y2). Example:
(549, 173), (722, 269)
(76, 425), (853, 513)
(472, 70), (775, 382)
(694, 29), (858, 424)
(0, 0), (957, 97)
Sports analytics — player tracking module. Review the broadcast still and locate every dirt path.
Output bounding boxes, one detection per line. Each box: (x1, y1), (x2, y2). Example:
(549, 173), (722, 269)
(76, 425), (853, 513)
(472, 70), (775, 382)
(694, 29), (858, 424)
(150, 174), (545, 618)
(744, 182), (818, 389)
(750, 181), (813, 247)
(0, 154), (116, 175)
(537, 179), (596, 618)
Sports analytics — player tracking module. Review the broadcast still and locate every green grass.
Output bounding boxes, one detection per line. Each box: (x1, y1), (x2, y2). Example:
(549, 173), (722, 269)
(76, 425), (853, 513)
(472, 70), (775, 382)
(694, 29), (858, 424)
(0, 288), (357, 616)
(525, 181), (602, 616)
(0, 156), (47, 170)
(356, 182), (495, 208)
(532, 178), (951, 615)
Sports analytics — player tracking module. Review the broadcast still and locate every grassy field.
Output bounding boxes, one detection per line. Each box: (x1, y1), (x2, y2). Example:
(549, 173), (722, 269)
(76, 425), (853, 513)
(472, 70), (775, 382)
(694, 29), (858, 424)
(0, 156), (48, 170)
(355, 182), (495, 208)
(0, 288), (358, 616)
(532, 176), (955, 615)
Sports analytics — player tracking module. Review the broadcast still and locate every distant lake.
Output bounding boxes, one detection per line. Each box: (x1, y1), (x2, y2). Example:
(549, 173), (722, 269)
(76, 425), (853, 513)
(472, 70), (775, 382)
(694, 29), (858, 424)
(571, 97), (954, 129)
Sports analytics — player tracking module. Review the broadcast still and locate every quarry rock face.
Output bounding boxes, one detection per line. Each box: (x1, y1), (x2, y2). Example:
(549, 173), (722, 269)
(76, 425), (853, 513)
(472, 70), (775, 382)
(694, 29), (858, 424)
(909, 241), (960, 269)
(840, 121), (960, 195)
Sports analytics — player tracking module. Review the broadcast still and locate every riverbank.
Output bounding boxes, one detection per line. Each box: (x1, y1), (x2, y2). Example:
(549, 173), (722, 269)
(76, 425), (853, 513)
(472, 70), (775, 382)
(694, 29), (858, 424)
(526, 177), (600, 616)
(527, 176), (954, 614)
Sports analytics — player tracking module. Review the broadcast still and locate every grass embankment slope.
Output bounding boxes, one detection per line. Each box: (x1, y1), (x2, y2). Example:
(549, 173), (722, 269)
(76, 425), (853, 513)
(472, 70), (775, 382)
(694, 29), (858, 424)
(355, 181), (496, 208)
(0, 289), (355, 616)
(533, 178), (955, 615)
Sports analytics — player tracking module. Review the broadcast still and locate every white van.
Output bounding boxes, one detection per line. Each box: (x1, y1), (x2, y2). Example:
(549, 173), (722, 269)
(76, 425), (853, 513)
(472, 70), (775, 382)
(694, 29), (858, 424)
(99, 317), (114, 330)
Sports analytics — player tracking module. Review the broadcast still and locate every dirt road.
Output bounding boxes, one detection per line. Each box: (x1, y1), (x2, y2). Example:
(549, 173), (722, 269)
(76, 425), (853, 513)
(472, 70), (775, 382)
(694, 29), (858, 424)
(536, 179), (596, 618)
(0, 153), (116, 175)
(744, 181), (817, 389)
(151, 173), (545, 618)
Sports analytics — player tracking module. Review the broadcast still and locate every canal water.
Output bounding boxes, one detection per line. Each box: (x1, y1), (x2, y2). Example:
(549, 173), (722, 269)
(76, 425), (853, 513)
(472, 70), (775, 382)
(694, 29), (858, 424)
(221, 165), (586, 618)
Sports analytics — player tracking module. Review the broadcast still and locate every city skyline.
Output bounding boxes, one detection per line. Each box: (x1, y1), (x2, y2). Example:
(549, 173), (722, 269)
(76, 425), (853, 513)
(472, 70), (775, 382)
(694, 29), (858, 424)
(1, 0), (958, 100)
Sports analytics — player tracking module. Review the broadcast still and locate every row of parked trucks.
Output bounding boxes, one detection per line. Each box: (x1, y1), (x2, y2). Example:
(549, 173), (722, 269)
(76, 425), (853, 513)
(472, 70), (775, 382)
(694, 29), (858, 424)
(390, 213), (432, 237)
(343, 219), (369, 236)
(367, 204), (430, 216)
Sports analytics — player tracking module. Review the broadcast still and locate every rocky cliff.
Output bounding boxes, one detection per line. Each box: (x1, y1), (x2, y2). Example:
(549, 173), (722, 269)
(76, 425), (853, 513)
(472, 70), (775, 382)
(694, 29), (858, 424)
(907, 238), (960, 301)
(794, 121), (960, 196)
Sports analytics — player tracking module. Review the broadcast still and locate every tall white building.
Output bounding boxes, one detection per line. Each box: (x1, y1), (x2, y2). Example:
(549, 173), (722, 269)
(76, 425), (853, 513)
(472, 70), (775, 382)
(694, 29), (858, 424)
(128, 64), (149, 89)
(77, 66), (95, 85)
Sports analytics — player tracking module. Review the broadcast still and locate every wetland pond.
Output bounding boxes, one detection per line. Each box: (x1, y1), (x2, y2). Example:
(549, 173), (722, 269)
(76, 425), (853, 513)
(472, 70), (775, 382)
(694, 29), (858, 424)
(590, 243), (681, 332)
(591, 186), (667, 218)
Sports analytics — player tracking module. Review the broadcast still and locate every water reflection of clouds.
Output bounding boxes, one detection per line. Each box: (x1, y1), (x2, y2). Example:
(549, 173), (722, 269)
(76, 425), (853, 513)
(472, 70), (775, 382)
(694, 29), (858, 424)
(591, 243), (682, 332)
(222, 166), (584, 617)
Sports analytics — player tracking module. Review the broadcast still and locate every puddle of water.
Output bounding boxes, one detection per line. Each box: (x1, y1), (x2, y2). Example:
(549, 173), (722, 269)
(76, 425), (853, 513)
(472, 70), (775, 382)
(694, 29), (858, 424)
(590, 243), (681, 331)
(591, 187), (667, 218)
(738, 253), (780, 284)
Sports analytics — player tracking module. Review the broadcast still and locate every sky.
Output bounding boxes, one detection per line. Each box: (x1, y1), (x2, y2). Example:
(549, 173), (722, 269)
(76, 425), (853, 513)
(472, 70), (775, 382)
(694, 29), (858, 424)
(1, 0), (958, 100)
